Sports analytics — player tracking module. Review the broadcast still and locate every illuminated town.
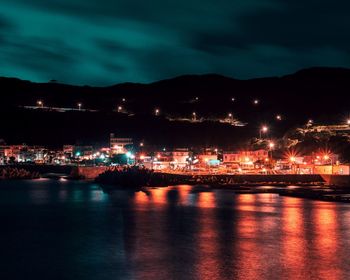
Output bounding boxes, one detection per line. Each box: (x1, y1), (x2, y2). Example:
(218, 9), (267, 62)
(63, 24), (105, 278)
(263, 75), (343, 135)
(2, 0), (350, 278)
(1, 124), (349, 176)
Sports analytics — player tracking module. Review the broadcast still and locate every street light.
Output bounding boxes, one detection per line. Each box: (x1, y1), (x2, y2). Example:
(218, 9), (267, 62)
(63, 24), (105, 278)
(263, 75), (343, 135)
(323, 154), (333, 174)
(259, 126), (268, 139)
(268, 142), (275, 164)
(77, 103), (82, 110)
(231, 97), (235, 102)
(290, 156), (296, 174)
(192, 112), (197, 121)
(253, 99), (259, 105)
(117, 106), (122, 112)
(155, 108), (160, 116)
(276, 115), (282, 121)
(37, 100), (43, 108)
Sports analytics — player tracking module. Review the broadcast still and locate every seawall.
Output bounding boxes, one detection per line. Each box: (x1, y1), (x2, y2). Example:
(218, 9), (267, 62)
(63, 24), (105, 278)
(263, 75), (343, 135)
(58, 166), (350, 186)
(73, 166), (328, 184)
(70, 166), (114, 179)
(321, 175), (350, 186)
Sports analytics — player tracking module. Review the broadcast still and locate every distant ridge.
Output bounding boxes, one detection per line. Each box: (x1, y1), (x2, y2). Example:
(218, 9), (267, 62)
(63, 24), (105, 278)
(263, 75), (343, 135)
(1, 66), (350, 118)
(1, 67), (350, 147)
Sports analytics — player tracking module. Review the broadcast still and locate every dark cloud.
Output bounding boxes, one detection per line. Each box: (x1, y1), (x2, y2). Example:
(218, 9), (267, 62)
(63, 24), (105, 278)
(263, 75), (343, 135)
(0, 15), (12, 29)
(0, 0), (349, 85)
(193, 0), (350, 53)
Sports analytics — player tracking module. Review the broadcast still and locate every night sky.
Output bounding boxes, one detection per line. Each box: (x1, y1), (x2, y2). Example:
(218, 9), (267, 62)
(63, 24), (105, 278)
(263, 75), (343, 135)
(0, 0), (349, 85)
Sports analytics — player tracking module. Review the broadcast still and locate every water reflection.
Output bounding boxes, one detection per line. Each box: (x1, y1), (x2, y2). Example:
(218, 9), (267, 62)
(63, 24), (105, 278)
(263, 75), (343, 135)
(126, 188), (350, 280)
(281, 197), (307, 279)
(1, 181), (350, 280)
(313, 202), (342, 279)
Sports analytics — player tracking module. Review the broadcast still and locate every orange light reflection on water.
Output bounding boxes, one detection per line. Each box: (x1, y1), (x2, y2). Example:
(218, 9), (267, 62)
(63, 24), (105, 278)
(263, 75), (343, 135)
(281, 196), (307, 279)
(194, 191), (220, 279)
(313, 202), (342, 280)
(196, 191), (216, 208)
(235, 194), (260, 280)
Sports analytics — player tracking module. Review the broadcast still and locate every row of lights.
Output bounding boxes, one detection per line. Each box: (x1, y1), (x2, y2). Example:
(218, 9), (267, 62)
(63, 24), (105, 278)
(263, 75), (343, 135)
(37, 100), (82, 110)
(35, 99), (288, 125)
(37, 99), (350, 126)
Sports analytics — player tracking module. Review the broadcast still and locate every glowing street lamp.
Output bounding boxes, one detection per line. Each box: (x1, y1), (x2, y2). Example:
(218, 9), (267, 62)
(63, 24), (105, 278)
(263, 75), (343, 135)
(228, 113), (233, 118)
(37, 100), (43, 108)
(253, 99), (259, 105)
(268, 141), (275, 163)
(276, 115), (282, 121)
(155, 108), (160, 116)
(117, 106), (122, 112)
(122, 98), (126, 102)
(77, 103), (82, 110)
(259, 126), (268, 139)
(323, 154), (333, 174)
(192, 112), (197, 121)
(231, 97), (235, 102)
(139, 142), (144, 147)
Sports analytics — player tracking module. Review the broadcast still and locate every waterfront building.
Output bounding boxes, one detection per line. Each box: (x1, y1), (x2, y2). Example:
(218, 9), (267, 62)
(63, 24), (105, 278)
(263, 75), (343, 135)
(223, 149), (268, 164)
(171, 148), (190, 168)
(110, 133), (133, 154)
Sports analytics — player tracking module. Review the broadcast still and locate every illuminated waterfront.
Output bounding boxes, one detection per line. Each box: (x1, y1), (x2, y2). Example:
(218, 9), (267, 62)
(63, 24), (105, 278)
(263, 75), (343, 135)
(1, 180), (350, 279)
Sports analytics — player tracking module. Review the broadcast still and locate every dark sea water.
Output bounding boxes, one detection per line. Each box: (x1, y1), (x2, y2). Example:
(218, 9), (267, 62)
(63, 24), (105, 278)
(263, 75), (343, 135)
(0, 179), (350, 280)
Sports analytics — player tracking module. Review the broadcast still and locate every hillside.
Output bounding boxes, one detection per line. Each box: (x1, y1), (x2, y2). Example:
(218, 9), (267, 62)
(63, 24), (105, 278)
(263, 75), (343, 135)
(1, 67), (350, 147)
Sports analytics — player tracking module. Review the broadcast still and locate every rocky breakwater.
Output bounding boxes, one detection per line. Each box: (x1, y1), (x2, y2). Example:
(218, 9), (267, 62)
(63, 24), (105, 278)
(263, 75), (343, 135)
(0, 167), (40, 179)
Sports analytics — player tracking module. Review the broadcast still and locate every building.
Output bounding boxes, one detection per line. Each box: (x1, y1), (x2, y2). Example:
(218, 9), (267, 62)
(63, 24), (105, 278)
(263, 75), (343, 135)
(63, 145), (74, 157)
(110, 133), (133, 154)
(73, 146), (94, 158)
(223, 149), (268, 164)
(314, 164), (350, 175)
(0, 145), (48, 163)
(171, 149), (190, 168)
